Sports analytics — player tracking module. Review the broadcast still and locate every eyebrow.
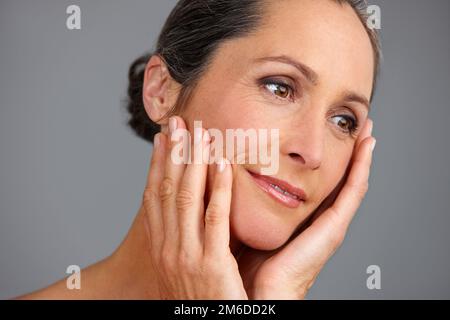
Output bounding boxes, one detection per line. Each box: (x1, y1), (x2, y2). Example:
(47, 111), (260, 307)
(253, 55), (370, 111)
(253, 55), (319, 86)
(340, 90), (371, 112)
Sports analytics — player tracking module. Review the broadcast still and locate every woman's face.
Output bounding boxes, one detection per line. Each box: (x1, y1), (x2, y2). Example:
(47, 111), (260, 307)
(175, 0), (374, 250)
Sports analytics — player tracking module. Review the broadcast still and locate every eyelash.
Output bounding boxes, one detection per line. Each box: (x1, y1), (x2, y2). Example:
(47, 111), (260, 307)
(259, 78), (360, 137)
(260, 78), (297, 102)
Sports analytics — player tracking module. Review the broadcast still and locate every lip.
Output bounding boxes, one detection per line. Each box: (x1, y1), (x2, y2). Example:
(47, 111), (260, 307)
(246, 169), (307, 209)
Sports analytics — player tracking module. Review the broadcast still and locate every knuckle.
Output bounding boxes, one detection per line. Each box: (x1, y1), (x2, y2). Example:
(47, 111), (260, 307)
(160, 243), (177, 271)
(214, 185), (229, 195)
(160, 250), (175, 273)
(142, 188), (159, 211)
(348, 181), (369, 200)
(296, 276), (316, 299)
(364, 181), (370, 191)
(330, 226), (346, 249)
(178, 249), (196, 274)
(176, 188), (195, 211)
(334, 230), (346, 248)
(150, 150), (159, 167)
(143, 187), (158, 202)
(324, 210), (346, 248)
(160, 177), (174, 201)
(202, 256), (221, 275)
(205, 204), (223, 225)
(356, 182), (369, 198)
(149, 250), (160, 265)
(177, 249), (190, 265)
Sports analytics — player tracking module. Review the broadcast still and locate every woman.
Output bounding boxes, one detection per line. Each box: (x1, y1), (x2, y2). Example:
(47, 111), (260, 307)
(19, 0), (380, 299)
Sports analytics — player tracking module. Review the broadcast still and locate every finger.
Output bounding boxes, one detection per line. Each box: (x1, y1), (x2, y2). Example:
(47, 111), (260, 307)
(142, 132), (167, 250)
(354, 118), (373, 157)
(160, 116), (188, 246)
(204, 158), (233, 259)
(178, 128), (211, 253)
(329, 136), (376, 230)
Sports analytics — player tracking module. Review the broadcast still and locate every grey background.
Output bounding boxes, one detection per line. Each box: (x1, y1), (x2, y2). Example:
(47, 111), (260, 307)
(0, 0), (449, 299)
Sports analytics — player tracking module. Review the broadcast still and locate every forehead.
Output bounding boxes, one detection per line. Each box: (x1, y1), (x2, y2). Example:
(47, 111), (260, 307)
(212, 0), (375, 99)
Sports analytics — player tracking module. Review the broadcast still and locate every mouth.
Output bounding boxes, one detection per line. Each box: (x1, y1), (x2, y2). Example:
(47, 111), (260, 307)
(246, 169), (306, 209)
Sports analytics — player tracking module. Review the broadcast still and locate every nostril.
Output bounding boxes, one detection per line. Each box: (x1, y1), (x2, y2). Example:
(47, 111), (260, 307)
(289, 153), (305, 163)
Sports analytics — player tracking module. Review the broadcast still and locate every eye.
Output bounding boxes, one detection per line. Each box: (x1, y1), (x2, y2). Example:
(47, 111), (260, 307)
(331, 115), (359, 136)
(260, 78), (295, 101)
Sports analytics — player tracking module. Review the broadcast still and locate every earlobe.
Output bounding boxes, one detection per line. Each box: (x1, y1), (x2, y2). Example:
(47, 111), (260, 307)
(142, 55), (178, 125)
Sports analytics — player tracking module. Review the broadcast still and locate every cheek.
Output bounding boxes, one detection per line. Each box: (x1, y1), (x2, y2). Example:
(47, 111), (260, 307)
(186, 89), (269, 131)
(313, 144), (354, 206)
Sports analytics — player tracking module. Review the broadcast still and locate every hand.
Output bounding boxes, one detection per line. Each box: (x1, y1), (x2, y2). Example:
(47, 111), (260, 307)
(238, 119), (376, 299)
(141, 116), (248, 300)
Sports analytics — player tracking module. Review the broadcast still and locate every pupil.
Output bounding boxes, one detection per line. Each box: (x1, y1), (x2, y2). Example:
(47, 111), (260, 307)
(276, 85), (287, 97)
(340, 118), (348, 129)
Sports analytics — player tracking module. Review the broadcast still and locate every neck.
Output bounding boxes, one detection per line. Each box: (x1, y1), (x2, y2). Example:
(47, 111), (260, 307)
(106, 206), (161, 299)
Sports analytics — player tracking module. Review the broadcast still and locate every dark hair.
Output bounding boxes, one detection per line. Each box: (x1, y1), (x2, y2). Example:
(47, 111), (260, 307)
(126, 0), (381, 144)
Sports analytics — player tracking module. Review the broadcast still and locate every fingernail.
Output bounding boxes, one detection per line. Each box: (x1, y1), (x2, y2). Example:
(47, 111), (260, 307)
(194, 128), (203, 145)
(169, 117), (177, 134)
(154, 133), (160, 149)
(218, 158), (226, 173)
(371, 138), (377, 152)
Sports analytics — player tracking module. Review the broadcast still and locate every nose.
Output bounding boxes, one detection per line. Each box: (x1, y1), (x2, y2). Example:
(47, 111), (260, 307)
(281, 113), (324, 170)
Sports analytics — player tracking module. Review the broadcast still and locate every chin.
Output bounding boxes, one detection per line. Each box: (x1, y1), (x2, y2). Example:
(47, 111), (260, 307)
(229, 204), (292, 251)
(229, 166), (301, 251)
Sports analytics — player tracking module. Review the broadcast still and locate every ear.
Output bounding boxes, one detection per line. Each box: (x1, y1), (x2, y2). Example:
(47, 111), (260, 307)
(142, 55), (180, 132)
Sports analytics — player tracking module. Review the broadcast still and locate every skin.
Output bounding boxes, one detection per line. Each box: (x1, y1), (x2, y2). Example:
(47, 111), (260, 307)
(17, 0), (376, 299)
